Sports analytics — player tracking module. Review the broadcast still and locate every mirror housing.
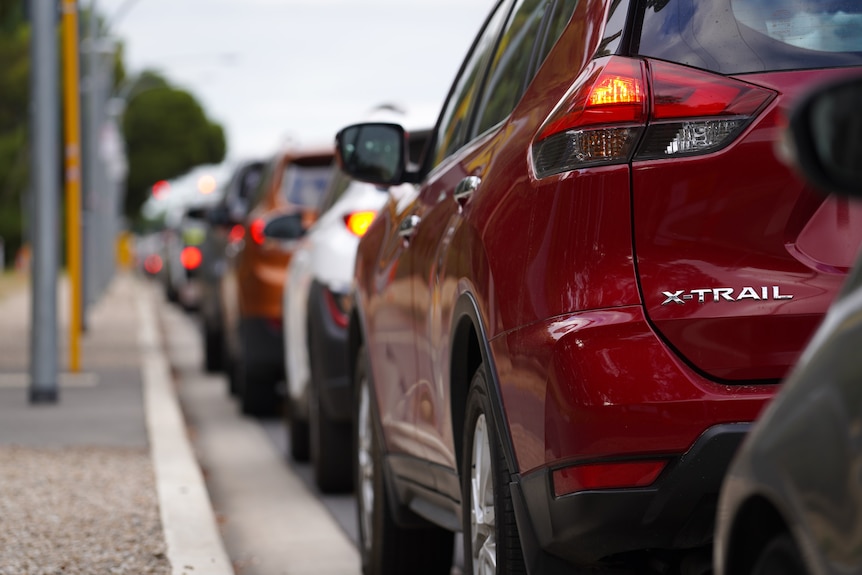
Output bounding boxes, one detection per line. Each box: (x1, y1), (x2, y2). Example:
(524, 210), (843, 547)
(335, 122), (406, 186)
(789, 74), (862, 198)
(263, 213), (306, 240)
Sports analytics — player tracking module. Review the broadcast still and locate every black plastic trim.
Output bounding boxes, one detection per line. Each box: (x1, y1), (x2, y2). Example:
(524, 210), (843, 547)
(307, 279), (351, 422)
(512, 423), (751, 570)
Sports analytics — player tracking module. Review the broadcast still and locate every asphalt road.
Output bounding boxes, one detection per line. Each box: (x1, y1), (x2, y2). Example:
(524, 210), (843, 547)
(156, 294), (360, 575)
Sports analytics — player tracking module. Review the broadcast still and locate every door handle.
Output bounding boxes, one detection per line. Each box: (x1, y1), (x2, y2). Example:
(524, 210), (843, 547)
(398, 214), (421, 239)
(454, 176), (481, 204)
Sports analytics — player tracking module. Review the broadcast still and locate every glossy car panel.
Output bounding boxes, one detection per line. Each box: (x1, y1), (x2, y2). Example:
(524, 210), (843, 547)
(343, 0), (862, 573)
(220, 147), (334, 415)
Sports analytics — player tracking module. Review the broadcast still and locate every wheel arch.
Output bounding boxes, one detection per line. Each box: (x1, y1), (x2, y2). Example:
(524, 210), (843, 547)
(450, 292), (520, 479)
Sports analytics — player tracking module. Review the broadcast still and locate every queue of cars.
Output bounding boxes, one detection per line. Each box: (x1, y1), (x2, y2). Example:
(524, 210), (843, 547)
(142, 1), (862, 574)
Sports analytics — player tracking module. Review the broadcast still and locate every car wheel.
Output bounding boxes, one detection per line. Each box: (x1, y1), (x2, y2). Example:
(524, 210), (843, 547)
(751, 534), (806, 575)
(287, 399), (310, 462)
(310, 375), (352, 493)
(309, 324), (352, 493)
(461, 363), (526, 575)
(236, 345), (278, 417)
(203, 324), (224, 373)
(354, 345), (453, 575)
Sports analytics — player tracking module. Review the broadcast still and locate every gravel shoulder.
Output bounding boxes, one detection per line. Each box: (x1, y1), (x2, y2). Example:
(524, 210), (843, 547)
(0, 445), (170, 574)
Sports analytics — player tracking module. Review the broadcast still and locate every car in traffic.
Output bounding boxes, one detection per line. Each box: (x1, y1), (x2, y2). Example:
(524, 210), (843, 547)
(336, 1), (862, 574)
(714, 72), (862, 575)
(198, 158), (266, 373)
(219, 146), (334, 416)
(155, 164), (228, 311)
(279, 104), (432, 493)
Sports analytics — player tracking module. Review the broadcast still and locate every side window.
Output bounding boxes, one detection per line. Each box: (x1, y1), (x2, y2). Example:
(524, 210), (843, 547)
(431, 0), (513, 168)
(535, 0), (579, 64)
(318, 168), (353, 214)
(473, 0), (552, 136)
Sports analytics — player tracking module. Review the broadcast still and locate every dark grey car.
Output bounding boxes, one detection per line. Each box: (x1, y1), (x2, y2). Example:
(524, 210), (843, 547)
(715, 73), (862, 575)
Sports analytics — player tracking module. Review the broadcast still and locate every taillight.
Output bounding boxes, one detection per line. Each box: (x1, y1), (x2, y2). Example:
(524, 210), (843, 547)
(552, 459), (667, 497)
(180, 246), (202, 270)
(344, 210), (376, 237)
(249, 218), (266, 245)
(143, 254), (162, 275)
(533, 56), (776, 178)
(228, 224), (245, 244)
(534, 57), (647, 178)
(635, 59), (775, 160)
(323, 287), (350, 329)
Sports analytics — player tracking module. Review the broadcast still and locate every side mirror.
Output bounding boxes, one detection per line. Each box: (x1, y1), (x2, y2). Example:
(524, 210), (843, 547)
(335, 122), (406, 186)
(263, 213), (305, 240)
(788, 74), (862, 198)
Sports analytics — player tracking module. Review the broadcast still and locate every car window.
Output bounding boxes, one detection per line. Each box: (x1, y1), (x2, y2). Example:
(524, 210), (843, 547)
(635, 0), (862, 74)
(473, 0), (552, 136)
(431, 0), (513, 168)
(535, 0), (579, 62)
(318, 168), (353, 214)
(280, 164), (333, 209)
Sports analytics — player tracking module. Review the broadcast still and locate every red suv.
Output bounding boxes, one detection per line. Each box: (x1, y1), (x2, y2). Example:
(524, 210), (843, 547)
(338, 1), (862, 574)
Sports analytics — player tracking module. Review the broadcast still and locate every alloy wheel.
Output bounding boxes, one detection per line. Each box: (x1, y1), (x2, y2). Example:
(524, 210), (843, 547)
(470, 413), (496, 575)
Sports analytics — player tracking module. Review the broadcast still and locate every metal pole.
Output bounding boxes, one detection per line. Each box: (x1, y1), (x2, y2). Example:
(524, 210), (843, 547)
(82, 0), (99, 322)
(29, 0), (60, 404)
(62, 0), (83, 373)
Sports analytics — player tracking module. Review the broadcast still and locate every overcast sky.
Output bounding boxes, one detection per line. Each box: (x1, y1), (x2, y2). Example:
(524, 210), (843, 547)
(98, 0), (493, 161)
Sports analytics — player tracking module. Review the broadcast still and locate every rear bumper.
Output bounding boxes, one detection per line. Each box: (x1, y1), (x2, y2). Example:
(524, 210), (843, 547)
(511, 423), (749, 572)
(490, 306), (776, 569)
(308, 280), (351, 422)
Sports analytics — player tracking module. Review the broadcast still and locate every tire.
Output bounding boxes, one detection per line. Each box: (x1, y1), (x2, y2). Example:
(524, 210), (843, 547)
(461, 364), (526, 575)
(236, 343), (279, 417)
(751, 534), (807, 575)
(203, 325), (224, 373)
(353, 345), (453, 575)
(309, 324), (352, 493)
(288, 402), (310, 462)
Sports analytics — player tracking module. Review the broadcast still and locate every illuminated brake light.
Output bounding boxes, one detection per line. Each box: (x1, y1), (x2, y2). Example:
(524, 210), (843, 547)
(228, 224), (245, 244)
(589, 76), (643, 107)
(344, 210), (376, 237)
(180, 246), (202, 270)
(534, 57), (647, 177)
(250, 218), (266, 245)
(533, 56), (776, 178)
(552, 460), (667, 497)
(143, 254), (162, 275)
(151, 180), (170, 199)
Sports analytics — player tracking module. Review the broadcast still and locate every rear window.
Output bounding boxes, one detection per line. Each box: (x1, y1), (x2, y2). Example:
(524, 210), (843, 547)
(635, 0), (862, 74)
(280, 165), (333, 208)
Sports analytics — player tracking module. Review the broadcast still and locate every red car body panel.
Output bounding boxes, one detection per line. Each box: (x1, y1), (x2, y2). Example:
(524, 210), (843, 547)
(349, 0), (862, 567)
(634, 68), (862, 381)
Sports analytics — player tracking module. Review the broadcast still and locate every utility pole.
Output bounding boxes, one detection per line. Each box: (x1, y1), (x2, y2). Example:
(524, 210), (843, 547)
(28, 0), (60, 403)
(62, 0), (84, 372)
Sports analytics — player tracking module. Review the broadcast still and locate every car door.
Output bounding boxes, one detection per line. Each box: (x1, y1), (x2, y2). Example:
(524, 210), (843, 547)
(407, 0), (566, 471)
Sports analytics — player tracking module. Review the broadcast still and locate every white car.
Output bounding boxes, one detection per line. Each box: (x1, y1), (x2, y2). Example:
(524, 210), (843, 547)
(282, 106), (431, 492)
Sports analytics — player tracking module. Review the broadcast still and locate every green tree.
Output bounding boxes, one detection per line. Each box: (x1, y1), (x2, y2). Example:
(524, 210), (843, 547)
(0, 4), (29, 269)
(122, 71), (226, 220)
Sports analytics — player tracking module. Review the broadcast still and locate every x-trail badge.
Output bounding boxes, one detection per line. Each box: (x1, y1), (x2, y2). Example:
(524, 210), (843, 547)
(661, 286), (794, 305)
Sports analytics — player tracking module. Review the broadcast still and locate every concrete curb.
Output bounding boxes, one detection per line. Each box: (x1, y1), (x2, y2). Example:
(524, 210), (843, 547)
(135, 276), (233, 575)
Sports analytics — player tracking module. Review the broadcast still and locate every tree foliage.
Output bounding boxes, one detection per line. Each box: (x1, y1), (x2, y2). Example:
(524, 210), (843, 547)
(0, 7), (226, 267)
(122, 73), (226, 219)
(0, 5), (30, 268)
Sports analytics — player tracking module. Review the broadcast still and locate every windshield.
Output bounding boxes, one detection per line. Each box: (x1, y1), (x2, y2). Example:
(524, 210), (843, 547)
(636, 0), (862, 74)
(280, 165), (333, 208)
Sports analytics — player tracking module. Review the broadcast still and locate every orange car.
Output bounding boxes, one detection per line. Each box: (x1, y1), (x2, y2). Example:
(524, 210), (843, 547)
(220, 146), (335, 416)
